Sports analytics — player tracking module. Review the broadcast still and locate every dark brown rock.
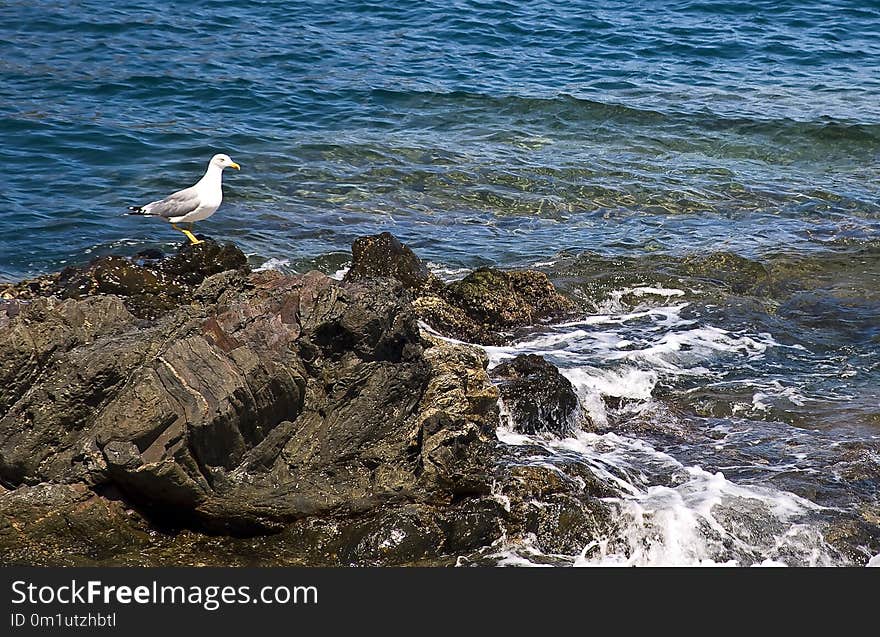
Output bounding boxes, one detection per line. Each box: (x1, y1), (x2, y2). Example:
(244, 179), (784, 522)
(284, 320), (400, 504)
(415, 268), (575, 345)
(1, 239), (249, 320)
(344, 232), (430, 290)
(0, 258), (500, 538)
(492, 354), (581, 435)
(343, 233), (575, 345)
(160, 240), (248, 284)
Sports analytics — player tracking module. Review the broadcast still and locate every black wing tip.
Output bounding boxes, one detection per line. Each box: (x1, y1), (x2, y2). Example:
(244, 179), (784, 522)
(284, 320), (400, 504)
(126, 206), (145, 215)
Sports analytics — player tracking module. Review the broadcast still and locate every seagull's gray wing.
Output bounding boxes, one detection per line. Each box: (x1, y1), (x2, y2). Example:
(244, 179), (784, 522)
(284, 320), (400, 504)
(140, 185), (202, 219)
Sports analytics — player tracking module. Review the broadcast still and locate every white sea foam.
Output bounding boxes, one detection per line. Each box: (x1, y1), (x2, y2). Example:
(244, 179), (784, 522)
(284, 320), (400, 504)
(575, 464), (829, 567)
(561, 367), (658, 426)
(608, 325), (776, 374)
(628, 286), (685, 298)
(254, 257), (291, 272)
(490, 428), (836, 567)
(485, 299), (780, 425)
(594, 285), (687, 314)
(476, 286), (848, 567)
(330, 265), (350, 280)
(752, 381), (809, 410)
(426, 262), (471, 282)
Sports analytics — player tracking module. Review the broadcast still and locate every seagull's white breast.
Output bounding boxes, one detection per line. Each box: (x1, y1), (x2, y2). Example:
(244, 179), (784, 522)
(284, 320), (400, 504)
(171, 168), (224, 223)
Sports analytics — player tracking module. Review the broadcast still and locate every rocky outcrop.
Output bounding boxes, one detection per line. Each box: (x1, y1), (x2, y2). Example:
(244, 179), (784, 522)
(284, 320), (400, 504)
(344, 232), (575, 345)
(0, 246), (496, 533)
(493, 459), (616, 558)
(345, 232), (431, 290)
(0, 240), (247, 319)
(492, 354), (581, 436)
(0, 233), (608, 565)
(412, 268), (575, 345)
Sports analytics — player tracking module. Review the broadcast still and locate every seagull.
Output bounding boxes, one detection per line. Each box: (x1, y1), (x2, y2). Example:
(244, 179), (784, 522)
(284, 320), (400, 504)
(127, 153), (241, 245)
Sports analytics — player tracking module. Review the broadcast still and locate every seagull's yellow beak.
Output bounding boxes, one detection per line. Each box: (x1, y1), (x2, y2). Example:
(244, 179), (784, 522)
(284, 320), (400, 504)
(230, 162), (241, 170)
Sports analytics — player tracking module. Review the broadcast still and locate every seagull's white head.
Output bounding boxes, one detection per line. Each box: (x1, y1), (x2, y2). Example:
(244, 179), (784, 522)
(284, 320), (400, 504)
(210, 153), (241, 171)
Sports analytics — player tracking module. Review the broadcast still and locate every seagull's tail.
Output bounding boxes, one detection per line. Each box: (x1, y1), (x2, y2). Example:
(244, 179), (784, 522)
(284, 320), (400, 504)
(125, 206), (151, 216)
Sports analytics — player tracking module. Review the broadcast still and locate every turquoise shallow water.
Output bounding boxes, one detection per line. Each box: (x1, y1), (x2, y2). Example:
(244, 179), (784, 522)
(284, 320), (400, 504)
(2, 0), (880, 564)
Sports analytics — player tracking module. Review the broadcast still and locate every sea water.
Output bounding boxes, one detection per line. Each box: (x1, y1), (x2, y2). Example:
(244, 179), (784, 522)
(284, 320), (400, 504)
(2, 0), (879, 565)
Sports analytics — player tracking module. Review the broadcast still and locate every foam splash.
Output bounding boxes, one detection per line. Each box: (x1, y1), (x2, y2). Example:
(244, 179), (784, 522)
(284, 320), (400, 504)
(629, 286), (685, 297)
(427, 262), (471, 282)
(254, 257), (291, 272)
(573, 466), (833, 567)
(562, 367), (657, 427)
(490, 428), (839, 567)
(594, 285), (688, 314)
(476, 286), (864, 566)
(484, 299), (783, 427)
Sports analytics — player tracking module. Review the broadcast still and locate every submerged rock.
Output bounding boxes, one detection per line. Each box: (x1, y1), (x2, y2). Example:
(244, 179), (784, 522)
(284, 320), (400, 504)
(492, 354), (581, 436)
(680, 251), (770, 295)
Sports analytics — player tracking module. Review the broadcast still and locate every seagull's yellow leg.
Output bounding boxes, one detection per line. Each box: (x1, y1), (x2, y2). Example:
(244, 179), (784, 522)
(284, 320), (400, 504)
(171, 223), (203, 245)
(185, 222), (204, 245)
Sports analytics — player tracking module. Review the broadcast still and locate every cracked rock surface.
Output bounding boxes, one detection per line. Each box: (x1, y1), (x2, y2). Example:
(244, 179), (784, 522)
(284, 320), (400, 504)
(0, 235), (612, 565)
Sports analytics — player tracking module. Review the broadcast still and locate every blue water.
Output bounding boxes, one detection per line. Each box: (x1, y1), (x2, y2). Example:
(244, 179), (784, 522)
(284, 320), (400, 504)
(2, 0), (880, 277)
(2, 0), (880, 564)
